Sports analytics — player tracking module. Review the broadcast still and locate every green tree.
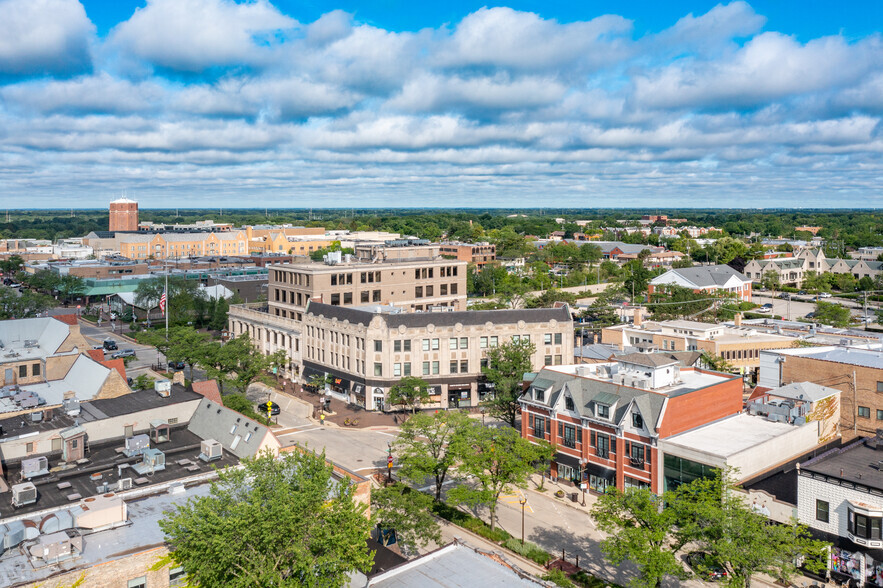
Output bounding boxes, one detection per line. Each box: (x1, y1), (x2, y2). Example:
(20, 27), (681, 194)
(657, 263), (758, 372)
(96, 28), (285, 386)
(166, 326), (212, 379)
(388, 376), (431, 415)
(0, 287), (55, 319)
(481, 338), (535, 428)
(0, 255), (24, 275)
(371, 484), (442, 554)
(197, 334), (283, 394)
(394, 410), (471, 501)
(648, 285), (713, 320)
(801, 271), (829, 293)
(523, 288), (577, 309)
(448, 424), (552, 531)
(621, 259), (653, 302)
(591, 488), (688, 588)
(813, 300), (852, 327)
(134, 276), (203, 325)
(834, 273), (856, 293)
(57, 275), (86, 301)
(760, 270), (781, 292)
(700, 351), (732, 373)
(158, 449), (373, 588)
(673, 470), (828, 588)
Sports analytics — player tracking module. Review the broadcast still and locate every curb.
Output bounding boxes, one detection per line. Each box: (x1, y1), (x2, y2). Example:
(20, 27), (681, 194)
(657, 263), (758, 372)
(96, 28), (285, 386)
(524, 483), (594, 517)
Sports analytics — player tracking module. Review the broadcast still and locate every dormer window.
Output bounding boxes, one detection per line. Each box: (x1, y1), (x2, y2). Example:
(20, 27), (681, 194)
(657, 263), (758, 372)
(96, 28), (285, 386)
(632, 413), (643, 429)
(565, 397), (574, 411)
(597, 404), (610, 419)
(535, 388), (545, 402)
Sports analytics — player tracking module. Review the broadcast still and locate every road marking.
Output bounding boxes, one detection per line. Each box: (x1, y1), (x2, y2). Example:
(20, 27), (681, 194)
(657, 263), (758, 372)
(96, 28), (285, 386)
(276, 428), (322, 436)
(372, 430), (397, 438)
(499, 488), (533, 513)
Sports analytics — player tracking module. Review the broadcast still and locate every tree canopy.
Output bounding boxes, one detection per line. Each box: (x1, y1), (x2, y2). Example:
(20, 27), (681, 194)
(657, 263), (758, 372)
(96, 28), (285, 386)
(388, 376), (430, 414)
(394, 410), (471, 501)
(481, 338), (536, 428)
(158, 449), (374, 588)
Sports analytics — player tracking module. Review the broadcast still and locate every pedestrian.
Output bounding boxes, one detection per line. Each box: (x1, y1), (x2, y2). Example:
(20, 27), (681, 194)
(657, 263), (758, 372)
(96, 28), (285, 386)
(320, 414), (325, 426)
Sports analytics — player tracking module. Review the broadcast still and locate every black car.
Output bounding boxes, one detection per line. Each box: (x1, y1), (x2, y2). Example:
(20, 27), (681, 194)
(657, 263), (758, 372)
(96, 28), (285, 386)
(258, 401), (281, 416)
(685, 552), (728, 581)
(103, 339), (118, 351)
(168, 361), (186, 370)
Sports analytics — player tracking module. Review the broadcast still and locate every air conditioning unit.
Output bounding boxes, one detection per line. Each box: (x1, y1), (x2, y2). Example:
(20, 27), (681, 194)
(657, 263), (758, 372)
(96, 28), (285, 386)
(124, 434), (150, 457)
(12, 482), (37, 508)
(21, 456), (49, 480)
(117, 478), (133, 491)
(199, 439), (223, 462)
(154, 379), (171, 398)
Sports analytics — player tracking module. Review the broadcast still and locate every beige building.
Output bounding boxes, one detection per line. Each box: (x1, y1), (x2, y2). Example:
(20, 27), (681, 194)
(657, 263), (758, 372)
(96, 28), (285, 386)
(118, 231), (249, 260)
(300, 302), (574, 411)
(266, 256), (468, 321)
(743, 248), (883, 287)
(601, 316), (796, 376)
(439, 241), (497, 268)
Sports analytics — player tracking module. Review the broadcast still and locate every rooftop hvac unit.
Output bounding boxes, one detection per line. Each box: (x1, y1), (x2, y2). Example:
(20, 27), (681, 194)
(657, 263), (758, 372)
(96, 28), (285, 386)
(12, 482), (37, 508)
(123, 434), (150, 457)
(21, 456), (49, 480)
(199, 439), (223, 462)
(62, 397), (81, 416)
(154, 379), (171, 398)
(132, 448), (166, 475)
(117, 478), (133, 491)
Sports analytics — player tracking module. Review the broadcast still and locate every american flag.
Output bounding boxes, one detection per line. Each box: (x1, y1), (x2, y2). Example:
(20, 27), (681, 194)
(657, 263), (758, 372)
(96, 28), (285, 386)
(159, 290), (167, 315)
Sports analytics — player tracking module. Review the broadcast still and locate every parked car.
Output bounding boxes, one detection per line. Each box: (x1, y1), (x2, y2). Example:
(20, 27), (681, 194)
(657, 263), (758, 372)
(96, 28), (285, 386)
(112, 349), (136, 359)
(92, 344), (105, 350)
(817, 292), (832, 299)
(777, 293), (790, 299)
(127, 377), (133, 386)
(257, 401), (281, 416)
(805, 312), (816, 319)
(103, 339), (118, 351)
(685, 552), (728, 582)
(168, 361), (186, 370)
(757, 304), (773, 314)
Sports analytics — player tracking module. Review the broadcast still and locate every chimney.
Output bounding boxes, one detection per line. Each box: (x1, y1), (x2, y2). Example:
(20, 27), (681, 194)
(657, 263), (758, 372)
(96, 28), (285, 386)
(734, 313), (742, 327)
(633, 309), (642, 327)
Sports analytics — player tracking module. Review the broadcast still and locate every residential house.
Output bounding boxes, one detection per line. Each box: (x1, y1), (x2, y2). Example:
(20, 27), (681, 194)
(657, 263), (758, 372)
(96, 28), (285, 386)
(648, 264), (752, 300)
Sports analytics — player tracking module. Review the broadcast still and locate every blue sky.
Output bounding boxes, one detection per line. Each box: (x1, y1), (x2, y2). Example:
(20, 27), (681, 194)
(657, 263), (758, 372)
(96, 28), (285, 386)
(0, 0), (881, 208)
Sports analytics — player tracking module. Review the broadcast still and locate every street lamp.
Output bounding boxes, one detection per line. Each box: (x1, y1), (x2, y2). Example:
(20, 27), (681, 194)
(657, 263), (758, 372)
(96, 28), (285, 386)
(480, 406), (486, 426)
(519, 497), (527, 545)
(387, 441), (393, 483)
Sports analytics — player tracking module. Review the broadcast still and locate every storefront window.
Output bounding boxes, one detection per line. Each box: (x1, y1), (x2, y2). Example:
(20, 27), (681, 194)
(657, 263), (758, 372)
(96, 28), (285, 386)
(558, 464), (579, 483)
(849, 509), (883, 540)
(589, 474), (611, 494)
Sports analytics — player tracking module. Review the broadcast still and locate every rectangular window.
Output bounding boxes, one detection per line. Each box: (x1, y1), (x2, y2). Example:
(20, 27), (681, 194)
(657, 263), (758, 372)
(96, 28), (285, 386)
(416, 286), (423, 298)
(373, 290), (381, 302)
(361, 291), (370, 303)
(565, 397), (574, 411)
(878, 381), (883, 393)
(450, 361), (458, 374)
(460, 360), (468, 373)
(544, 333), (552, 345)
(51, 437), (62, 452)
(432, 339), (439, 351)
(423, 361), (430, 375)
(19, 365), (26, 378)
(596, 434), (609, 459)
(26, 442), (34, 453)
(630, 444), (645, 467)
(480, 337), (488, 349)
(403, 340), (411, 352)
(127, 577), (147, 588)
(533, 416), (546, 439)
(423, 339), (430, 351)
(544, 355), (552, 365)
(330, 293), (340, 305)
(632, 413), (643, 429)
(432, 361), (439, 375)
(597, 404), (610, 419)
(563, 425), (576, 448)
(490, 336), (498, 347)
(32, 363), (40, 376)
(125, 425), (134, 437)
(394, 363), (401, 377)
(859, 406), (871, 418)
(169, 566), (186, 587)
(394, 340), (401, 352)
(449, 338), (458, 350)
(554, 333), (562, 345)
(344, 292), (352, 304)
(877, 410), (883, 421)
(374, 341), (382, 352)
(403, 363), (411, 376)
(460, 337), (468, 349)
(816, 500), (829, 523)
(374, 363), (382, 376)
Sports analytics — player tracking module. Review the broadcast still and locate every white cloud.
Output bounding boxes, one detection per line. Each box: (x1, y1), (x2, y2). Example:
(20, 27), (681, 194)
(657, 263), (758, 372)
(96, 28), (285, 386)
(657, 2), (766, 53)
(0, 0), (94, 76)
(0, 73), (164, 114)
(634, 32), (883, 109)
(437, 7), (633, 72)
(111, 0), (297, 72)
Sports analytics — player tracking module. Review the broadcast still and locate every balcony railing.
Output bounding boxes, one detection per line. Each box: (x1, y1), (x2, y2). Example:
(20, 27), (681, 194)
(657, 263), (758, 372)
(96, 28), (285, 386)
(630, 458), (645, 469)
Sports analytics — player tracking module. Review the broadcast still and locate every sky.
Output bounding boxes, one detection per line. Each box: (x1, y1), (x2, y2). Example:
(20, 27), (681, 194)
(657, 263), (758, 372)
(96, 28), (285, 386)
(0, 1), (881, 209)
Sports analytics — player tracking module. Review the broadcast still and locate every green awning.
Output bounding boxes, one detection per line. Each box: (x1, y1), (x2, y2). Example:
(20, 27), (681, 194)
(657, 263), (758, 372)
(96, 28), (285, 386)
(83, 284), (141, 296)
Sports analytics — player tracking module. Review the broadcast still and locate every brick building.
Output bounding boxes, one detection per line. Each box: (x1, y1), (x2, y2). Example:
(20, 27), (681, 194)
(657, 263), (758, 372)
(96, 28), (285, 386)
(519, 358), (742, 494)
(758, 345), (883, 441)
(109, 197), (138, 232)
(439, 242), (497, 268)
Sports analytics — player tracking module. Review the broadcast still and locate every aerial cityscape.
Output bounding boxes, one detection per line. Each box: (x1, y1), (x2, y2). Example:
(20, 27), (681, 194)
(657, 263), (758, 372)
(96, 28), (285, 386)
(0, 1), (882, 588)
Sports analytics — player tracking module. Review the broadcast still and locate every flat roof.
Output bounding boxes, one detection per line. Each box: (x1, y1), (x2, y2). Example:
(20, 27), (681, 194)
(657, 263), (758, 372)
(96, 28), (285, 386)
(368, 542), (543, 587)
(795, 347), (883, 370)
(800, 439), (883, 492)
(662, 413), (801, 458)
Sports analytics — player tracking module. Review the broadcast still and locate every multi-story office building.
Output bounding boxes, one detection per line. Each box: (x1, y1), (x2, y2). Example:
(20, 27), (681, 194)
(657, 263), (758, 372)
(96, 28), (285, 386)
(266, 256), (468, 321)
(439, 242), (497, 268)
(299, 302), (573, 411)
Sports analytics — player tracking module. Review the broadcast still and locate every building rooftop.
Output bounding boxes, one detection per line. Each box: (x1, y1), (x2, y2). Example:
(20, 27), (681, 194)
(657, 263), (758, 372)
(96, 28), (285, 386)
(800, 438), (883, 493)
(766, 345), (883, 370)
(651, 264), (749, 288)
(661, 413), (807, 459)
(306, 302), (571, 329)
(0, 317), (73, 360)
(367, 541), (543, 588)
(766, 382), (840, 403)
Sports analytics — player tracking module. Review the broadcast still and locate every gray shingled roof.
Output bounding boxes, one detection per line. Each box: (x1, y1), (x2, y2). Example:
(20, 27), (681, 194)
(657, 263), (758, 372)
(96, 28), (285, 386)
(186, 398), (273, 459)
(306, 302), (572, 328)
(617, 353), (680, 368)
(654, 264), (748, 287)
(522, 368), (667, 432)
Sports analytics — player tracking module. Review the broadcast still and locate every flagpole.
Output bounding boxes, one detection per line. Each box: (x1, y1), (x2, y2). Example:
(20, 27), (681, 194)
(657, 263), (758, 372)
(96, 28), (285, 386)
(164, 266), (169, 339)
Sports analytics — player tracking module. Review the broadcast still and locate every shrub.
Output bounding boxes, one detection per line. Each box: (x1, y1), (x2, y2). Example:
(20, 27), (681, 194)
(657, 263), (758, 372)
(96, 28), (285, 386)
(430, 501), (511, 543)
(502, 538), (552, 565)
(222, 393), (272, 426)
(543, 568), (574, 588)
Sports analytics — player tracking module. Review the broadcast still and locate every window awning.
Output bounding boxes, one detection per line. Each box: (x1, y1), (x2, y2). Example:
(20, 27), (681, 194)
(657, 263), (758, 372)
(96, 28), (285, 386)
(585, 461), (616, 481)
(555, 452), (582, 470)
